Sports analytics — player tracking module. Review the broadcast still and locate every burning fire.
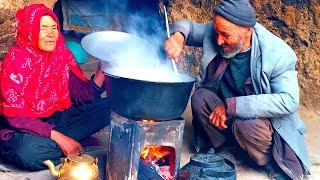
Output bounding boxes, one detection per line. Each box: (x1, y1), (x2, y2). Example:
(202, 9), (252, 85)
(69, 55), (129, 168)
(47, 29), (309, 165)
(140, 145), (175, 180)
(140, 145), (171, 162)
(139, 120), (175, 179)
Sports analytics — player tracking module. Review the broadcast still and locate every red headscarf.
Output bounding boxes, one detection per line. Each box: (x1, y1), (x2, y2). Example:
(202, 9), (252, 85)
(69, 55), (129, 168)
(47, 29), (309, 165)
(0, 4), (86, 118)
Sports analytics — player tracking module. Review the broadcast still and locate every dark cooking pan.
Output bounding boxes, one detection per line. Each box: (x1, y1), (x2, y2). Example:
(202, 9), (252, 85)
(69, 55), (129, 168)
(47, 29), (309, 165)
(106, 73), (195, 120)
(81, 31), (195, 120)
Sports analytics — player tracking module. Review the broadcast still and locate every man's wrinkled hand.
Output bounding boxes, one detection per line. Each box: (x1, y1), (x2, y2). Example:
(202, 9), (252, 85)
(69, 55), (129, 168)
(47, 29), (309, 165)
(51, 130), (83, 156)
(209, 105), (228, 130)
(164, 32), (185, 61)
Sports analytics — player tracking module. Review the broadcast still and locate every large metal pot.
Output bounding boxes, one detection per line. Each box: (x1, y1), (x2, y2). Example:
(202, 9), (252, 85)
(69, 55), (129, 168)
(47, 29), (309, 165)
(106, 73), (194, 120)
(81, 31), (195, 120)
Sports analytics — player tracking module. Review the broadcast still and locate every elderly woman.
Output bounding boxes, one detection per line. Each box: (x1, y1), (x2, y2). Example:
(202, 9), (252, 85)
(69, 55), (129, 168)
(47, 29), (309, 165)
(0, 4), (110, 171)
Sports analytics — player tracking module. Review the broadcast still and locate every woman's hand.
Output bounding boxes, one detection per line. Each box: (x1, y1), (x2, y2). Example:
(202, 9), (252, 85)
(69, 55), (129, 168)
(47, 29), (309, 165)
(51, 130), (82, 156)
(209, 105), (228, 130)
(93, 62), (105, 87)
(164, 32), (185, 61)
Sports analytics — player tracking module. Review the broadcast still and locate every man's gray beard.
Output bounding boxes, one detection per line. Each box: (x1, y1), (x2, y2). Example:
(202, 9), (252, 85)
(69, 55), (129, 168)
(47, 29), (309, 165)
(219, 40), (243, 59)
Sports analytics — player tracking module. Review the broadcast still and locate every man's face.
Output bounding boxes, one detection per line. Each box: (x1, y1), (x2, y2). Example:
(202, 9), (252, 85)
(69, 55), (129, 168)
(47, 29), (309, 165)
(38, 15), (58, 52)
(213, 15), (245, 58)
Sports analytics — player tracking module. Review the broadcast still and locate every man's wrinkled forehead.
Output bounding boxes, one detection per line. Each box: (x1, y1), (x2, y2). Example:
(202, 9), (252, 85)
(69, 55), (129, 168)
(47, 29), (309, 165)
(212, 14), (239, 32)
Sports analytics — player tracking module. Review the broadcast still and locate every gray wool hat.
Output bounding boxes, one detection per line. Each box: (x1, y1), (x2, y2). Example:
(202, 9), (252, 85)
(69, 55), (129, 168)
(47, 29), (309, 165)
(213, 0), (256, 27)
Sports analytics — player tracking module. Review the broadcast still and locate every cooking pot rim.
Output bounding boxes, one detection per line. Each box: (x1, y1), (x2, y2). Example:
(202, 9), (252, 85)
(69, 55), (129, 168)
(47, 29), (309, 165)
(81, 31), (154, 62)
(105, 72), (196, 84)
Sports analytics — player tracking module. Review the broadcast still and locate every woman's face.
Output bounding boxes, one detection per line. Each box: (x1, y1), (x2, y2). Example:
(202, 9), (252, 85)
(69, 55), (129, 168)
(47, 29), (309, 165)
(38, 15), (58, 52)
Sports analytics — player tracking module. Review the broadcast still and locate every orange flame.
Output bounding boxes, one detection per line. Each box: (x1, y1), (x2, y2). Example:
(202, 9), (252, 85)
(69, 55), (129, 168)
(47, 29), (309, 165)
(140, 146), (171, 162)
(140, 145), (176, 179)
(140, 146), (150, 159)
(140, 119), (156, 123)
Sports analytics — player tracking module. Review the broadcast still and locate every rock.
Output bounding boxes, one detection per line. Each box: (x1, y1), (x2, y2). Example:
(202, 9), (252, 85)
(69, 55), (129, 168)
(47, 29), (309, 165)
(282, 6), (297, 27)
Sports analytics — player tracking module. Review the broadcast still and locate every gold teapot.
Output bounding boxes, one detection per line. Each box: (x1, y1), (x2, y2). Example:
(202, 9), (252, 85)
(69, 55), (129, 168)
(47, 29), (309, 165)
(44, 153), (99, 180)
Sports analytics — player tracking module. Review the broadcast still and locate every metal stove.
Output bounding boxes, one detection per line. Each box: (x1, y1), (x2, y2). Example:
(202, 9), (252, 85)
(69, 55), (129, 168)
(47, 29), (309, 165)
(106, 111), (185, 180)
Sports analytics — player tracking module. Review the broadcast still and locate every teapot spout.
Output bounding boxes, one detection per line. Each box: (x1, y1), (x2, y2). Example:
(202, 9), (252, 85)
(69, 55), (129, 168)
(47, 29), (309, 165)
(44, 160), (60, 177)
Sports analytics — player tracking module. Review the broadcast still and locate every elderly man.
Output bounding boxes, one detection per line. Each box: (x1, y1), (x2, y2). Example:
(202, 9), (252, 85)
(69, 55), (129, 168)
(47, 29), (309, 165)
(165, 0), (310, 179)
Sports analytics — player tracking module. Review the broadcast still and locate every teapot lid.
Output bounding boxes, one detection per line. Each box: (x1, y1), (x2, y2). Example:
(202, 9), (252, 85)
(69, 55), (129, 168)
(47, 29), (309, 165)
(190, 149), (224, 168)
(67, 154), (94, 163)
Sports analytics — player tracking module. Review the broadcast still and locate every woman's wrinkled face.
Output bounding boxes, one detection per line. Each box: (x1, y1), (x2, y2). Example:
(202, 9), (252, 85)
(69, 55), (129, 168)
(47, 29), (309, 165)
(38, 15), (58, 52)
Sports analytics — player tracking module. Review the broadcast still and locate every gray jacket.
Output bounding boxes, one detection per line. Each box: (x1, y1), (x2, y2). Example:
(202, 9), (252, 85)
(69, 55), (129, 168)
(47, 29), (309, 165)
(171, 19), (311, 172)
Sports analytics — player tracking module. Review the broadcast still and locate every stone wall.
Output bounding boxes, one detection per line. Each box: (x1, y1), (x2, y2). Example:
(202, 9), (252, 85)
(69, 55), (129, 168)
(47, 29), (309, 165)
(252, 0), (320, 110)
(0, 0), (25, 60)
(1, 0), (320, 110)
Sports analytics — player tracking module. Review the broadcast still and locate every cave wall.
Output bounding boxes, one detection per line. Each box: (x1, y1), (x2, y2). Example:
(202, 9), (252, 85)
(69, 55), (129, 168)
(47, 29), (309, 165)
(252, 0), (320, 110)
(0, 0), (26, 60)
(0, 0), (319, 110)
